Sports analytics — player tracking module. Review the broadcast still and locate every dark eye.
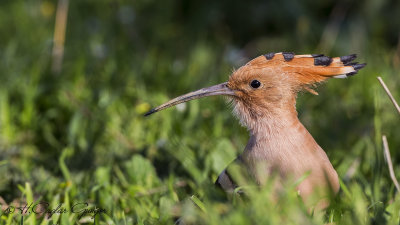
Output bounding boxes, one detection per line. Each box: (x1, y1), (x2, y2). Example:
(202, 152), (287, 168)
(250, 80), (261, 89)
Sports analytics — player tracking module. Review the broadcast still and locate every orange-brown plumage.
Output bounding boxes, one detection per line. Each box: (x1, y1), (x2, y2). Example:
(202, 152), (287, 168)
(240, 53), (360, 93)
(145, 52), (366, 209)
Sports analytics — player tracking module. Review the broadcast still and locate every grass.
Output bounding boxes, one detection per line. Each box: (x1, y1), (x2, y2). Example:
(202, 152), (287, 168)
(1, 0), (400, 224)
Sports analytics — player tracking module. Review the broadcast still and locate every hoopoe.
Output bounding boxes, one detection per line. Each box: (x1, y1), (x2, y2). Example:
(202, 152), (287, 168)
(145, 52), (366, 207)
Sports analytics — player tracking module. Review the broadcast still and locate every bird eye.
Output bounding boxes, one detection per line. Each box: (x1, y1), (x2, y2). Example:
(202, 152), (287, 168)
(250, 80), (261, 89)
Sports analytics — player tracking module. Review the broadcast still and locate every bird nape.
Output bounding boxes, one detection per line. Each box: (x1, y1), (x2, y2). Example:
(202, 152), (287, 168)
(145, 52), (366, 209)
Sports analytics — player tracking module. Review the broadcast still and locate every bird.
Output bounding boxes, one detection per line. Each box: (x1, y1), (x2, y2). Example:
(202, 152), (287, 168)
(145, 52), (366, 208)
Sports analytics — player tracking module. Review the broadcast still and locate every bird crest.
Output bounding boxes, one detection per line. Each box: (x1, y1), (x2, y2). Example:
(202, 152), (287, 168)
(231, 52), (366, 95)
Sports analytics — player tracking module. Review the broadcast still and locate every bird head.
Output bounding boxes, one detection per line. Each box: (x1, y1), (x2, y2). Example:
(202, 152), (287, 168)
(145, 52), (365, 129)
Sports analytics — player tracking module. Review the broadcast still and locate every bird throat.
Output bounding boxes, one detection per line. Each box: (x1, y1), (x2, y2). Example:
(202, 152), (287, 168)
(231, 96), (299, 134)
(232, 97), (325, 181)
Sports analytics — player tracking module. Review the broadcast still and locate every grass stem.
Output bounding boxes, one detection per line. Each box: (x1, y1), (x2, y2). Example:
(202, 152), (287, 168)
(382, 135), (400, 193)
(377, 77), (400, 115)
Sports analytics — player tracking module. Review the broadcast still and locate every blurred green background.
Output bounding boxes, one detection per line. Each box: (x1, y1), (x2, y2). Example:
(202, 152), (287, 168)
(0, 0), (400, 224)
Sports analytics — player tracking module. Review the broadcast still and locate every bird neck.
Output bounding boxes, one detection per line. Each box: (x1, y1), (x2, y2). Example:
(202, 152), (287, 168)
(233, 97), (340, 202)
(234, 97), (323, 157)
(233, 95), (300, 134)
(232, 94), (322, 153)
(240, 106), (323, 180)
(249, 109), (300, 137)
(248, 113), (319, 151)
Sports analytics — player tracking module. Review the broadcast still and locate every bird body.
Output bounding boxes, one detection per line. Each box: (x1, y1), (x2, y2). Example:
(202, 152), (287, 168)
(216, 111), (339, 205)
(145, 52), (366, 207)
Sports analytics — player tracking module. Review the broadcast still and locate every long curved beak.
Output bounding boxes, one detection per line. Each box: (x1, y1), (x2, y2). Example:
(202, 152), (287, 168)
(144, 82), (235, 116)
